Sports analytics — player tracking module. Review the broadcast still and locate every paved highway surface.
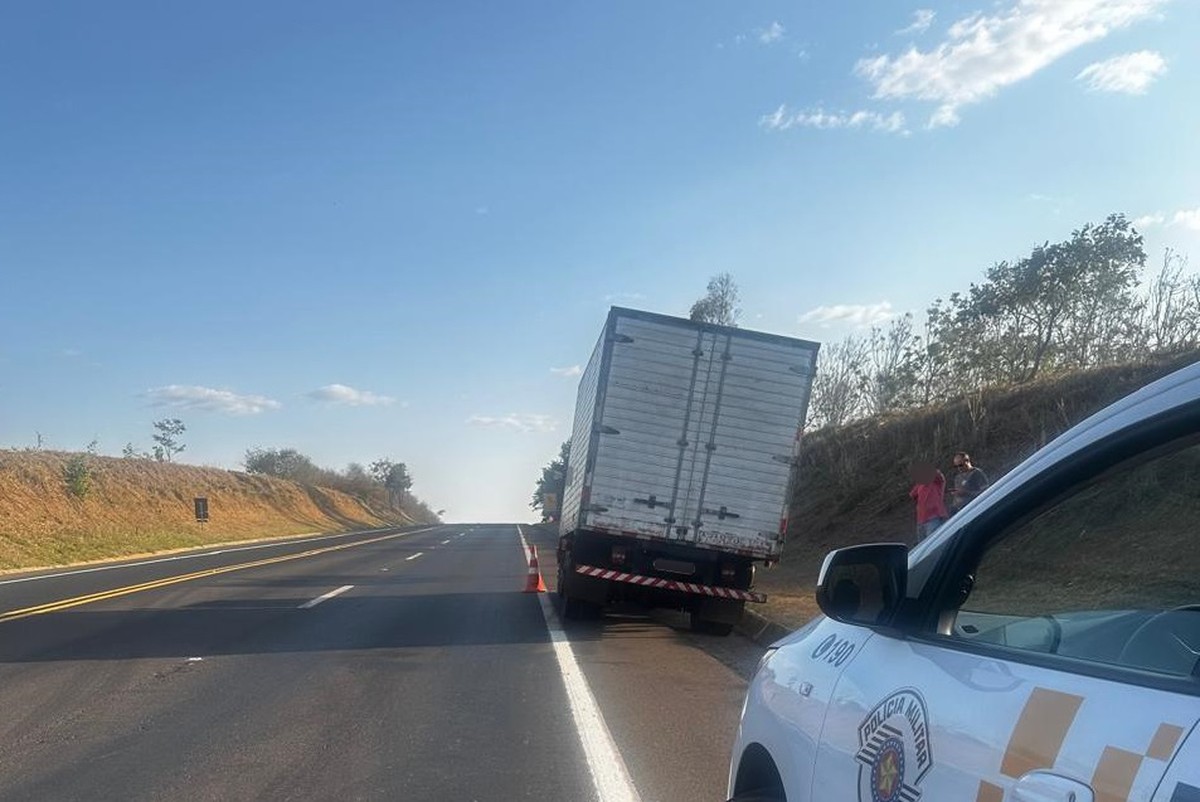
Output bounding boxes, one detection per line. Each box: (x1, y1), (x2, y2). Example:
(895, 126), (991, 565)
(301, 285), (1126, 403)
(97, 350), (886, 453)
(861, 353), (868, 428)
(0, 523), (766, 801)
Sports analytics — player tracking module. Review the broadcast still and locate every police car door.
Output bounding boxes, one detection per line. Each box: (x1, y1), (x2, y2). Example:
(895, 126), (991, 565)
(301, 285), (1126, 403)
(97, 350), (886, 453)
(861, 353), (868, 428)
(810, 424), (1200, 801)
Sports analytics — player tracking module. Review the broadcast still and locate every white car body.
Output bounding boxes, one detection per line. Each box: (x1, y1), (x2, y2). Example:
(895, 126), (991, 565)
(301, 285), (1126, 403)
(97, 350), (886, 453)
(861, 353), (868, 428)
(729, 360), (1200, 802)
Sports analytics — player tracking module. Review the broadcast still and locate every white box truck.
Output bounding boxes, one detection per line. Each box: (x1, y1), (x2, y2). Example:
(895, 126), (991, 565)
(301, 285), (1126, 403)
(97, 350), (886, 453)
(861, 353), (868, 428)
(557, 307), (819, 634)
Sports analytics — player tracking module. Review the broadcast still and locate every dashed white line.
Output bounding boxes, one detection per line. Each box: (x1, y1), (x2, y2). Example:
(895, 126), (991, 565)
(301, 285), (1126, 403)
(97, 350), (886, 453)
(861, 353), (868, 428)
(405, 552), (424, 561)
(517, 526), (640, 802)
(298, 584), (354, 609)
(441, 539), (451, 545)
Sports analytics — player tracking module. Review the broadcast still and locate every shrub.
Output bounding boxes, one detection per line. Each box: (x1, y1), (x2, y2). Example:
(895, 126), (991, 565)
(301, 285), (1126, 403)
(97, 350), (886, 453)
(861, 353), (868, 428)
(63, 454), (92, 499)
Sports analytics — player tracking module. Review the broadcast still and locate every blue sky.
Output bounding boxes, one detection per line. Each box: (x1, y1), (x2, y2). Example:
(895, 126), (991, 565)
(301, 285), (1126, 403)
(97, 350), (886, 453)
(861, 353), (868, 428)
(2, 0), (1198, 522)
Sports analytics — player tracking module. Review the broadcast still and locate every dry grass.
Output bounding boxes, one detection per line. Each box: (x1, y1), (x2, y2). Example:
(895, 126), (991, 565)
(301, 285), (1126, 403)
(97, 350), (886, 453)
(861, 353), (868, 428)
(764, 350), (1200, 630)
(0, 451), (415, 570)
(755, 585), (822, 630)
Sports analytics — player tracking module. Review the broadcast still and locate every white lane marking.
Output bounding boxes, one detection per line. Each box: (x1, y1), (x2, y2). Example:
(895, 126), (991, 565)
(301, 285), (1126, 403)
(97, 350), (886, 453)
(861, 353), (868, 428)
(298, 585), (355, 609)
(517, 526), (640, 802)
(0, 526), (428, 586)
(405, 552), (424, 561)
(441, 539), (451, 545)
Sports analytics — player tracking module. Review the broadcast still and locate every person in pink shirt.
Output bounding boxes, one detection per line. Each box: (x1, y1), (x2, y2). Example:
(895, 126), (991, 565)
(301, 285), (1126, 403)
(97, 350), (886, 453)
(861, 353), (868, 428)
(909, 462), (949, 542)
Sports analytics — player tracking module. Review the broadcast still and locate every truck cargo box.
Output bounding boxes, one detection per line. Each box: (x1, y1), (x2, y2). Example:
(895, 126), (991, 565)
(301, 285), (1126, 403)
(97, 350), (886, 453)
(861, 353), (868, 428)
(560, 308), (819, 562)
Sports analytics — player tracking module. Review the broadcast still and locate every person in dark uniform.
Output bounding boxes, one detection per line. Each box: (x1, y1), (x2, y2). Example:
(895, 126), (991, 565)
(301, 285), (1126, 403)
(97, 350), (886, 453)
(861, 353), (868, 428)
(950, 451), (989, 513)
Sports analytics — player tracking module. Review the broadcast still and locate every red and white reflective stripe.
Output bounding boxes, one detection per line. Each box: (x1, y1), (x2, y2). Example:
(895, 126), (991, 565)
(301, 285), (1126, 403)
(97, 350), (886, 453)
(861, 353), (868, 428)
(575, 565), (767, 603)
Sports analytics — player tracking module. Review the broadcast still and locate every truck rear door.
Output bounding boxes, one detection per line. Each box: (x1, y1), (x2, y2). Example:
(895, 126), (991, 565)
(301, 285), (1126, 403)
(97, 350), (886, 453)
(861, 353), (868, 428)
(588, 313), (716, 541)
(686, 330), (815, 557)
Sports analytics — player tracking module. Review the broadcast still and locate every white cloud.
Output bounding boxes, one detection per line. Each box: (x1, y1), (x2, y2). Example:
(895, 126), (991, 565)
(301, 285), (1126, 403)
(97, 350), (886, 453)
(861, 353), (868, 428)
(1172, 208), (1200, 231)
(928, 104), (961, 128)
(1134, 208), (1200, 231)
(550, 365), (582, 378)
(603, 292), (646, 304)
(1077, 50), (1166, 93)
(758, 21), (786, 44)
(146, 385), (281, 415)
(306, 383), (396, 406)
(896, 9), (936, 36)
(855, 0), (1168, 128)
(760, 105), (908, 134)
(466, 413), (558, 433)
(1026, 192), (1072, 214)
(798, 302), (896, 328)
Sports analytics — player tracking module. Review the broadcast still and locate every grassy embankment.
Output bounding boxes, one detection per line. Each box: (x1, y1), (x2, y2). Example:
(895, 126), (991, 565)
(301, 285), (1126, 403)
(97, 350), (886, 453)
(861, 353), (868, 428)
(757, 348), (1200, 629)
(0, 452), (427, 571)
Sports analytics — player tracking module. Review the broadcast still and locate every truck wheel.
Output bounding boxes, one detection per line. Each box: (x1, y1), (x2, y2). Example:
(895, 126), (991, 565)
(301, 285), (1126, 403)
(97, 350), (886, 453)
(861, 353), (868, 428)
(558, 549), (601, 621)
(690, 613), (734, 636)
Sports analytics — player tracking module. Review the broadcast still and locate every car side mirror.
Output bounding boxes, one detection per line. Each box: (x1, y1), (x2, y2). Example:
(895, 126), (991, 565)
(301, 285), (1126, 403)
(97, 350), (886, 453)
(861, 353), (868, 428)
(816, 543), (908, 629)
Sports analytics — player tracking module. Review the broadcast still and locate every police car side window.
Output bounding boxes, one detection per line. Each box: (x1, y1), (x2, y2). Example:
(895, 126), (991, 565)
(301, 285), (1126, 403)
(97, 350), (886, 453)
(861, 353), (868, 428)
(951, 440), (1200, 678)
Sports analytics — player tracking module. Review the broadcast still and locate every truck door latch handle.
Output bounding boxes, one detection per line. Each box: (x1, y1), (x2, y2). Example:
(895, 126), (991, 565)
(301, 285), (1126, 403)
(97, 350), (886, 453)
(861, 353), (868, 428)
(702, 506), (740, 520)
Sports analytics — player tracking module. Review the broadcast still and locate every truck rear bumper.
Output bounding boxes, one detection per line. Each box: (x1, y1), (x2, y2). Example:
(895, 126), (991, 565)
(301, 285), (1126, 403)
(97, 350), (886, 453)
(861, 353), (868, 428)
(575, 565), (766, 603)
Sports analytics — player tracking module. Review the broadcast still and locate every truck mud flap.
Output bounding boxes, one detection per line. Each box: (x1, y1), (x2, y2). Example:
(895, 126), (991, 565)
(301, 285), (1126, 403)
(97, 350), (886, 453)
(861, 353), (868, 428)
(574, 565), (766, 603)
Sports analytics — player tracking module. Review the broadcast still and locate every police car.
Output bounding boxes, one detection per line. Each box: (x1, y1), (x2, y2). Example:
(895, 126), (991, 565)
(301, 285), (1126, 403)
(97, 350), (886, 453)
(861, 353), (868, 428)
(728, 360), (1200, 802)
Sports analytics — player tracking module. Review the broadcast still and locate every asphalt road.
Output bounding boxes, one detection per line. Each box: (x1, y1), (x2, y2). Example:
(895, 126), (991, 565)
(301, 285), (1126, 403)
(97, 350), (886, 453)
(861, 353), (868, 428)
(0, 523), (765, 802)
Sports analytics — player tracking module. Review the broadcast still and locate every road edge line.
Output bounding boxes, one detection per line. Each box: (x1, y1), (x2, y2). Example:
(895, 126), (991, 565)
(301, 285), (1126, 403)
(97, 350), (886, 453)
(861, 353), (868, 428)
(519, 525), (641, 802)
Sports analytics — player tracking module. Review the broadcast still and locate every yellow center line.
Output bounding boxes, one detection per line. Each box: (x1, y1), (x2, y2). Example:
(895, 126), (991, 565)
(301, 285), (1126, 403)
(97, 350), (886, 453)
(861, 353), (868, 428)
(0, 525), (440, 624)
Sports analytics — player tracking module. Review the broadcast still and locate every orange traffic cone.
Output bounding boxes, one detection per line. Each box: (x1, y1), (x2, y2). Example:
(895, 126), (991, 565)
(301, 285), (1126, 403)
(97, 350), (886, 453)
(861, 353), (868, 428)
(524, 546), (547, 593)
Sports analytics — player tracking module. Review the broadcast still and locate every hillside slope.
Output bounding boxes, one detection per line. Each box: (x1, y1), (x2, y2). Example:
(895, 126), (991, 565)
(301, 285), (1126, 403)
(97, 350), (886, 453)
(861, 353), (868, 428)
(0, 452), (425, 570)
(758, 348), (1200, 626)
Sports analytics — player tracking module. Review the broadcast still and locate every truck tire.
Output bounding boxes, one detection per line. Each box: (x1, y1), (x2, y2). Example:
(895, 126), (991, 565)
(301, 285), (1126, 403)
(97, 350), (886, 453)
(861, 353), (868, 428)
(557, 547), (601, 621)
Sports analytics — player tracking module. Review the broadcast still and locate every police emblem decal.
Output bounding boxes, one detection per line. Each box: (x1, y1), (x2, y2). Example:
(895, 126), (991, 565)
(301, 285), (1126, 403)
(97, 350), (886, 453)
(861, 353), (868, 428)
(856, 689), (931, 802)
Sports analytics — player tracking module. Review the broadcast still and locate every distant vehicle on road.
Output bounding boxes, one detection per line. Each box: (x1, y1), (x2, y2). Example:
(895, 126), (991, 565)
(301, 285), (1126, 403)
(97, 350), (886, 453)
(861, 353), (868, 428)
(728, 360), (1200, 801)
(557, 307), (819, 635)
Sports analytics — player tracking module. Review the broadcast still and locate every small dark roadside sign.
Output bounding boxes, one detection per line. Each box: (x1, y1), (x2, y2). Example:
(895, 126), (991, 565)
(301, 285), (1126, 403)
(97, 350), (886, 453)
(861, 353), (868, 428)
(194, 497), (209, 523)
